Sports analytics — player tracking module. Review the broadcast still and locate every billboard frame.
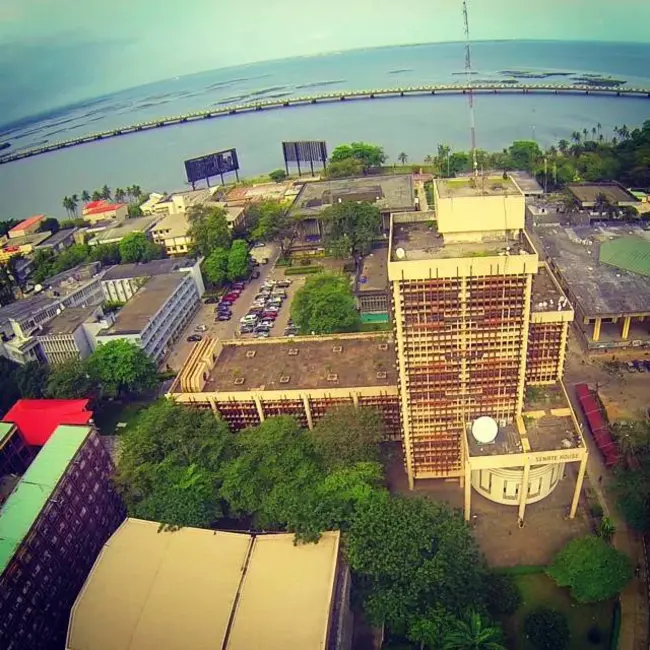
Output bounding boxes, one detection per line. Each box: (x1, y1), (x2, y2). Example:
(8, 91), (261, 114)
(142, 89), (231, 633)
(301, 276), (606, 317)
(282, 141), (328, 177)
(184, 149), (240, 189)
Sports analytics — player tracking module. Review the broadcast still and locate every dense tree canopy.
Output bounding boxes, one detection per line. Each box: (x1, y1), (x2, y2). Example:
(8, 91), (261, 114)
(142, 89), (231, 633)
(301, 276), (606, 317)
(226, 240), (250, 281)
(38, 217), (60, 234)
(87, 339), (158, 398)
(547, 535), (632, 602)
(322, 201), (382, 258)
(249, 200), (297, 255)
(89, 242), (121, 266)
(187, 205), (231, 256)
(115, 400), (233, 528)
(325, 158), (364, 179)
(0, 358), (21, 417)
(14, 361), (49, 398)
(523, 607), (569, 650)
(612, 464), (650, 532)
(442, 610), (506, 650)
(291, 272), (360, 334)
(118, 232), (163, 264)
(346, 492), (487, 631)
(202, 247), (230, 286)
(45, 358), (98, 400)
(309, 405), (384, 470)
(330, 142), (386, 172)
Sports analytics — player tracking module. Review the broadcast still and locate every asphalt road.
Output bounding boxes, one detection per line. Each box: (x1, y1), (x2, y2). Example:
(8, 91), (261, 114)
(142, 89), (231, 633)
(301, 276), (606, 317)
(165, 243), (279, 372)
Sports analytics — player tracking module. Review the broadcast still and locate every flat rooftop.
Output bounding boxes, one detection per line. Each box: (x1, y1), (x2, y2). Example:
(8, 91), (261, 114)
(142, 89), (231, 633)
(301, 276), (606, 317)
(66, 518), (340, 650)
(391, 221), (527, 262)
(537, 224), (650, 316)
(467, 384), (583, 457)
(567, 182), (639, 206)
(289, 174), (414, 218)
(358, 246), (388, 292)
(103, 274), (184, 335)
(35, 227), (77, 248)
(150, 212), (189, 237)
(101, 257), (195, 281)
(531, 265), (572, 313)
(203, 336), (397, 392)
(435, 176), (520, 199)
(89, 216), (159, 245)
(2, 231), (52, 248)
(509, 171), (544, 195)
(39, 306), (98, 336)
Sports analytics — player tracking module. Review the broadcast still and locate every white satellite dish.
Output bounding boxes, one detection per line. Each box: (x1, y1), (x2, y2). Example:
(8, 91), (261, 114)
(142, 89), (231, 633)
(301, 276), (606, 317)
(471, 416), (499, 444)
(34, 284), (43, 293)
(395, 247), (406, 260)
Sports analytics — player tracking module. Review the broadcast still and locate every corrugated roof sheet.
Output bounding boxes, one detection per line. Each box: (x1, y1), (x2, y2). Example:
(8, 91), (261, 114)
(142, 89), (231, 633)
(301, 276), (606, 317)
(0, 422), (15, 447)
(599, 236), (650, 278)
(0, 425), (91, 576)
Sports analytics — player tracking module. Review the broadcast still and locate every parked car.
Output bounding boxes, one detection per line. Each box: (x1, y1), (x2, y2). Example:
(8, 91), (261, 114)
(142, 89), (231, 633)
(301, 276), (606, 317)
(256, 331), (270, 338)
(231, 282), (246, 290)
(262, 312), (278, 320)
(251, 270), (261, 279)
(240, 314), (258, 324)
(223, 294), (239, 302)
(216, 313), (232, 321)
(187, 335), (202, 342)
(204, 297), (218, 304)
(195, 325), (208, 332)
(219, 300), (233, 308)
(259, 318), (275, 327)
(633, 360), (647, 373)
(264, 306), (280, 313)
(260, 257), (269, 265)
(253, 242), (266, 248)
(643, 360), (650, 372)
(276, 280), (291, 288)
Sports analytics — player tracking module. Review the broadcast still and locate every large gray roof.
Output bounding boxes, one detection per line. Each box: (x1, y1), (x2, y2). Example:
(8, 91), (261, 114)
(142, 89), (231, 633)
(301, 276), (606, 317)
(101, 258), (195, 281)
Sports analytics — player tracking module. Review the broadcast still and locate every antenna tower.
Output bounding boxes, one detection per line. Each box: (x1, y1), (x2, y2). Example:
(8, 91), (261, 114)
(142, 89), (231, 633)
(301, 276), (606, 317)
(462, 0), (478, 177)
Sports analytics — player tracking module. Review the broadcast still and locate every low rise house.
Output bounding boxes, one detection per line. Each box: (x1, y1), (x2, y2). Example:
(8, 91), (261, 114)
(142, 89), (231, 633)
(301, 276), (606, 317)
(34, 227), (78, 254)
(0, 403), (125, 650)
(7, 214), (46, 239)
(139, 192), (166, 215)
(82, 201), (128, 225)
(150, 213), (192, 256)
(87, 216), (160, 247)
(67, 520), (351, 650)
(0, 231), (52, 263)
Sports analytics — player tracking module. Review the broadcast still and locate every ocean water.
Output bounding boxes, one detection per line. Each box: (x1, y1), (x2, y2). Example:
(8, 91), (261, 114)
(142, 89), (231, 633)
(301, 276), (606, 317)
(1, 40), (650, 218)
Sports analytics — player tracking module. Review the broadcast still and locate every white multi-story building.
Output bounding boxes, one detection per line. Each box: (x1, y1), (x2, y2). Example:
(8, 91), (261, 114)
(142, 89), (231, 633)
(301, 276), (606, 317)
(96, 271), (201, 364)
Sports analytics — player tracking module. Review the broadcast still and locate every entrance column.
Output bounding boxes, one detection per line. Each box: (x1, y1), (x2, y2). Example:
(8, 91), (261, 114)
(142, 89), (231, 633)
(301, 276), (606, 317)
(518, 463), (531, 522)
(464, 461), (472, 521)
(622, 316), (632, 340)
(569, 457), (587, 519)
(593, 318), (602, 342)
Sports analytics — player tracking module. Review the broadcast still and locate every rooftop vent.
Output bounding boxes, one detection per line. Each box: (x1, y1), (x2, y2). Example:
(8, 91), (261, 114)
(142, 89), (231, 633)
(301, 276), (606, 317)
(378, 343), (388, 351)
(233, 377), (245, 386)
(327, 373), (339, 382)
(279, 375), (290, 384)
(376, 371), (387, 379)
(332, 345), (343, 353)
(288, 348), (299, 356)
(245, 350), (256, 358)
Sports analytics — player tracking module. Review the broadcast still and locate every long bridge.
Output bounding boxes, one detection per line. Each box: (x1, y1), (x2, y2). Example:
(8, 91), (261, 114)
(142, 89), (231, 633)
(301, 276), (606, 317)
(2, 83), (649, 165)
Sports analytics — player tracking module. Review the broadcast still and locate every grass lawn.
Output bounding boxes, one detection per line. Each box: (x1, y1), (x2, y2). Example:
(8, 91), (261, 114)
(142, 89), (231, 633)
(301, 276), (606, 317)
(505, 573), (614, 650)
(94, 401), (149, 436)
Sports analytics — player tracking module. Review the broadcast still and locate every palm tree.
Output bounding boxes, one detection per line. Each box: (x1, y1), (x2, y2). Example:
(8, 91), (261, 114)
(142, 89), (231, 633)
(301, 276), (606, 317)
(437, 144), (452, 176)
(620, 124), (630, 140)
(71, 194), (79, 215)
(91, 190), (102, 201)
(397, 152), (408, 165)
(81, 190), (90, 203)
(114, 187), (126, 203)
(571, 131), (581, 145)
(612, 136), (618, 146)
(62, 196), (73, 217)
(558, 139), (569, 154)
(597, 122), (602, 138)
(443, 611), (506, 650)
(582, 128), (589, 141)
(591, 127), (597, 140)
(131, 185), (142, 201)
(101, 185), (111, 200)
(424, 154), (433, 166)
(598, 134), (604, 144)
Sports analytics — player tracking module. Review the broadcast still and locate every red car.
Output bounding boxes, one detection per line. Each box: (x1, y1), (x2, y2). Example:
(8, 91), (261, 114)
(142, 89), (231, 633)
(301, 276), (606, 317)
(262, 311), (278, 320)
(223, 294), (239, 302)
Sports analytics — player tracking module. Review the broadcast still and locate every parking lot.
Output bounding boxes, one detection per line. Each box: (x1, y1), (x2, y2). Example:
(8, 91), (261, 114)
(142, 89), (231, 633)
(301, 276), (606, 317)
(165, 244), (309, 371)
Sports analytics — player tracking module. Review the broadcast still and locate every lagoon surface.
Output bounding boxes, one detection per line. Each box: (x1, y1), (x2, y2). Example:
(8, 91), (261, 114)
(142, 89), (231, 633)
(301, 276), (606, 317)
(1, 40), (650, 218)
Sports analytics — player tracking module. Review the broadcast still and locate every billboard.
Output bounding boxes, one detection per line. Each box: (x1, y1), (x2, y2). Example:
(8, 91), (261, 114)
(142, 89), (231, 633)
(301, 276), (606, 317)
(282, 141), (328, 176)
(184, 148), (240, 187)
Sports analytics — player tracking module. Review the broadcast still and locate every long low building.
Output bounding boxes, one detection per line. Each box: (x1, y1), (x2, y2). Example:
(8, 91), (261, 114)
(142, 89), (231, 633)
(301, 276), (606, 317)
(66, 520), (351, 650)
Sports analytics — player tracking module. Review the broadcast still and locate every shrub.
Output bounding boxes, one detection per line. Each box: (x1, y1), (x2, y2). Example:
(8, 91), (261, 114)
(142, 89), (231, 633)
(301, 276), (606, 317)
(285, 266), (323, 276)
(269, 169), (288, 183)
(524, 607), (570, 650)
(484, 572), (522, 617)
(587, 625), (603, 645)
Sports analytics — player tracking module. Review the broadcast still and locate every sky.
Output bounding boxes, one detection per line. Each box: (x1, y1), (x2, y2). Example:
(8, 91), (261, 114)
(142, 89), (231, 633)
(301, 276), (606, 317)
(1, 0), (649, 123)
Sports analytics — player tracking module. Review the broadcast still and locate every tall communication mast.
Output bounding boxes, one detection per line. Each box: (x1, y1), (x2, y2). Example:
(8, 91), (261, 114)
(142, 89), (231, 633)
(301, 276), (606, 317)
(462, 0), (478, 177)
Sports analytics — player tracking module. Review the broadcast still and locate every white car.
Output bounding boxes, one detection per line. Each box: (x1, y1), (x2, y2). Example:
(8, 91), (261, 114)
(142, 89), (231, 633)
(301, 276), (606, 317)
(240, 315), (258, 324)
(195, 325), (208, 332)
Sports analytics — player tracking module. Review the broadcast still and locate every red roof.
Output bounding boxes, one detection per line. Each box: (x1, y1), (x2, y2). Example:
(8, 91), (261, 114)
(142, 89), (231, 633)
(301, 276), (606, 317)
(84, 200), (125, 216)
(2, 399), (93, 446)
(8, 214), (45, 234)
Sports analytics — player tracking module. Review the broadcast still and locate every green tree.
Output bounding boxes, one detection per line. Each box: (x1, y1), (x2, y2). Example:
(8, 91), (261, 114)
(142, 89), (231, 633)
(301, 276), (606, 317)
(523, 607), (569, 650)
(187, 205), (231, 257)
(484, 572), (522, 617)
(309, 405), (384, 470)
(81, 190), (90, 203)
(249, 200), (297, 255)
(321, 201), (382, 258)
(508, 141), (542, 172)
(443, 610), (505, 650)
(547, 535), (633, 602)
(87, 339), (158, 398)
(409, 607), (460, 650)
(202, 247), (230, 286)
(38, 217), (60, 234)
(346, 493), (487, 631)
(612, 463), (650, 532)
(114, 187), (126, 203)
(100, 185), (111, 200)
(89, 242), (121, 266)
(31, 249), (57, 283)
(330, 142), (386, 172)
(324, 158), (364, 179)
(45, 358), (98, 399)
(398, 152), (409, 165)
(53, 243), (91, 274)
(291, 272), (360, 334)
(118, 232), (162, 263)
(115, 400), (233, 528)
(15, 361), (49, 398)
(269, 169), (288, 182)
(227, 239), (251, 281)
(62, 196), (74, 217)
(91, 190), (102, 201)
(0, 357), (21, 418)
(0, 264), (15, 307)
(219, 416), (322, 528)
